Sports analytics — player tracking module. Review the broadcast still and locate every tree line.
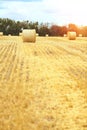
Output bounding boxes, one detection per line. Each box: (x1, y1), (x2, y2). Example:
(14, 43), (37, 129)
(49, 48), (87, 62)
(0, 18), (87, 36)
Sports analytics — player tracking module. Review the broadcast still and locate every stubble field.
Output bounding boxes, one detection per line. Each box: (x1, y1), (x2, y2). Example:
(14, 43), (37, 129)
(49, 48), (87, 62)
(0, 36), (87, 130)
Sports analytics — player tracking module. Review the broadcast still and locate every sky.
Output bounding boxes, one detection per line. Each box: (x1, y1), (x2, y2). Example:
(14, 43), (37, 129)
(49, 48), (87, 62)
(0, 0), (87, 26)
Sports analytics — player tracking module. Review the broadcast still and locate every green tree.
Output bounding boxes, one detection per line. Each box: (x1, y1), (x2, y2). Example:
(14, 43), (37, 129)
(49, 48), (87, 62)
(38, 23), (49, 36)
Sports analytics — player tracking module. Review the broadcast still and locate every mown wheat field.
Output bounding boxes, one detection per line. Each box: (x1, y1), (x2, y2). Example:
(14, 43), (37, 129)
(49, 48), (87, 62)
(0, 36), (87, 130)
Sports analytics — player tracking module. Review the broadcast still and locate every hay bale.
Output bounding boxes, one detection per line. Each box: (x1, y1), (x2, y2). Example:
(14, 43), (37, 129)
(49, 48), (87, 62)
(36, 33), (39, 36)
(79, 34), (82, 37)
(45, 34), (49, 37)
(0, 32), (3, 36)
(8, 34), (11, 36)
(68, 31), (76, 40)
(64, 34), (67, 37)
(19, 32), (22, 36)
(22, 29), (36, 42)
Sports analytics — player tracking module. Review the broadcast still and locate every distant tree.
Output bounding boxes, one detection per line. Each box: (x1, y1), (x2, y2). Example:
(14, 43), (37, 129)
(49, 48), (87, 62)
(60, 26), (68, 36)
(38, 23), (49, 36)
(1, 18), (87, 37)
(49, 25), (59, 36)
(0, 18), (14, 35)
(81, 26), (87, 37)
(49, 25), (67, 36)
(68, 23), (79, 36)
(28, 21), (39, 32)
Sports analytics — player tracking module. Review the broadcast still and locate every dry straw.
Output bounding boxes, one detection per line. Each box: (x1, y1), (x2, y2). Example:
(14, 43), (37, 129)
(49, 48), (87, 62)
(68, 31), (76, 40)
(0, 32), (3, 36)
(22, 29), (36, 42)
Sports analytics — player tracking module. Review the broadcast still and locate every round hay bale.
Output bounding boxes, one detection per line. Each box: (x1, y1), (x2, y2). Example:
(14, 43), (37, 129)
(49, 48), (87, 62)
(22, 29), (36, 42)
(45, 34), (49, 37)
(0, 32), (3, 36)
(79, 34), (82, 37)
(8, 34), (11, 36)
(36, 33), (39, 36)
(68, 31), (76, 40)
(19, 32), (22, 36)
(64, 34), (67, 37)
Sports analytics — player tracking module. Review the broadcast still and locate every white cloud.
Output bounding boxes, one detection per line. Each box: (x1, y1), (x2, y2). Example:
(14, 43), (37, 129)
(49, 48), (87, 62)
(0, 0), (87, 25)
(43, 0), (87, 25)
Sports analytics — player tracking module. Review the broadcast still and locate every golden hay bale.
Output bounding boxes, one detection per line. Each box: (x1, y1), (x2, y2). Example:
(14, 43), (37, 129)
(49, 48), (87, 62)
(64, 34), (67, 37)
(19, 32), (22, 36)
(79, 34), (82, 37)
(8, 34), (11, 36)
(22, 29), (36, 42)
(45, 34), (49, 37)
(36, 33), (39, 36)
(68, 31), (76, 40)
(0, 32), (3, 36)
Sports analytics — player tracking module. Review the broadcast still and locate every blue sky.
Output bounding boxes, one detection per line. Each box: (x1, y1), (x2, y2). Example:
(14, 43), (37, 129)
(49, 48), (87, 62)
(0, 0), (87, 25)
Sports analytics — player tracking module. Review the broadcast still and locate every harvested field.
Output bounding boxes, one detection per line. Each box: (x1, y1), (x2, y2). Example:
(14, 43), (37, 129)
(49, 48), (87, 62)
(0, 36), (87, 130)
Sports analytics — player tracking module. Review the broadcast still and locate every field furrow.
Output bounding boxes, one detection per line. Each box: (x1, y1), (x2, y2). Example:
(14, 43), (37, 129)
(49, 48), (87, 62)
(0, 36), (87, 130)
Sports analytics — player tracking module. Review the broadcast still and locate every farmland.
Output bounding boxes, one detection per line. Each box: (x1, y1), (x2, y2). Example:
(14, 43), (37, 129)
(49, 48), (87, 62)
(0, 36), (87, 130)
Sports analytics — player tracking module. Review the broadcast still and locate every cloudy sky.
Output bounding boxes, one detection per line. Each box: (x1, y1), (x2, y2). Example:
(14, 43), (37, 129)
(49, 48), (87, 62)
(0, 0), (87, 25)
